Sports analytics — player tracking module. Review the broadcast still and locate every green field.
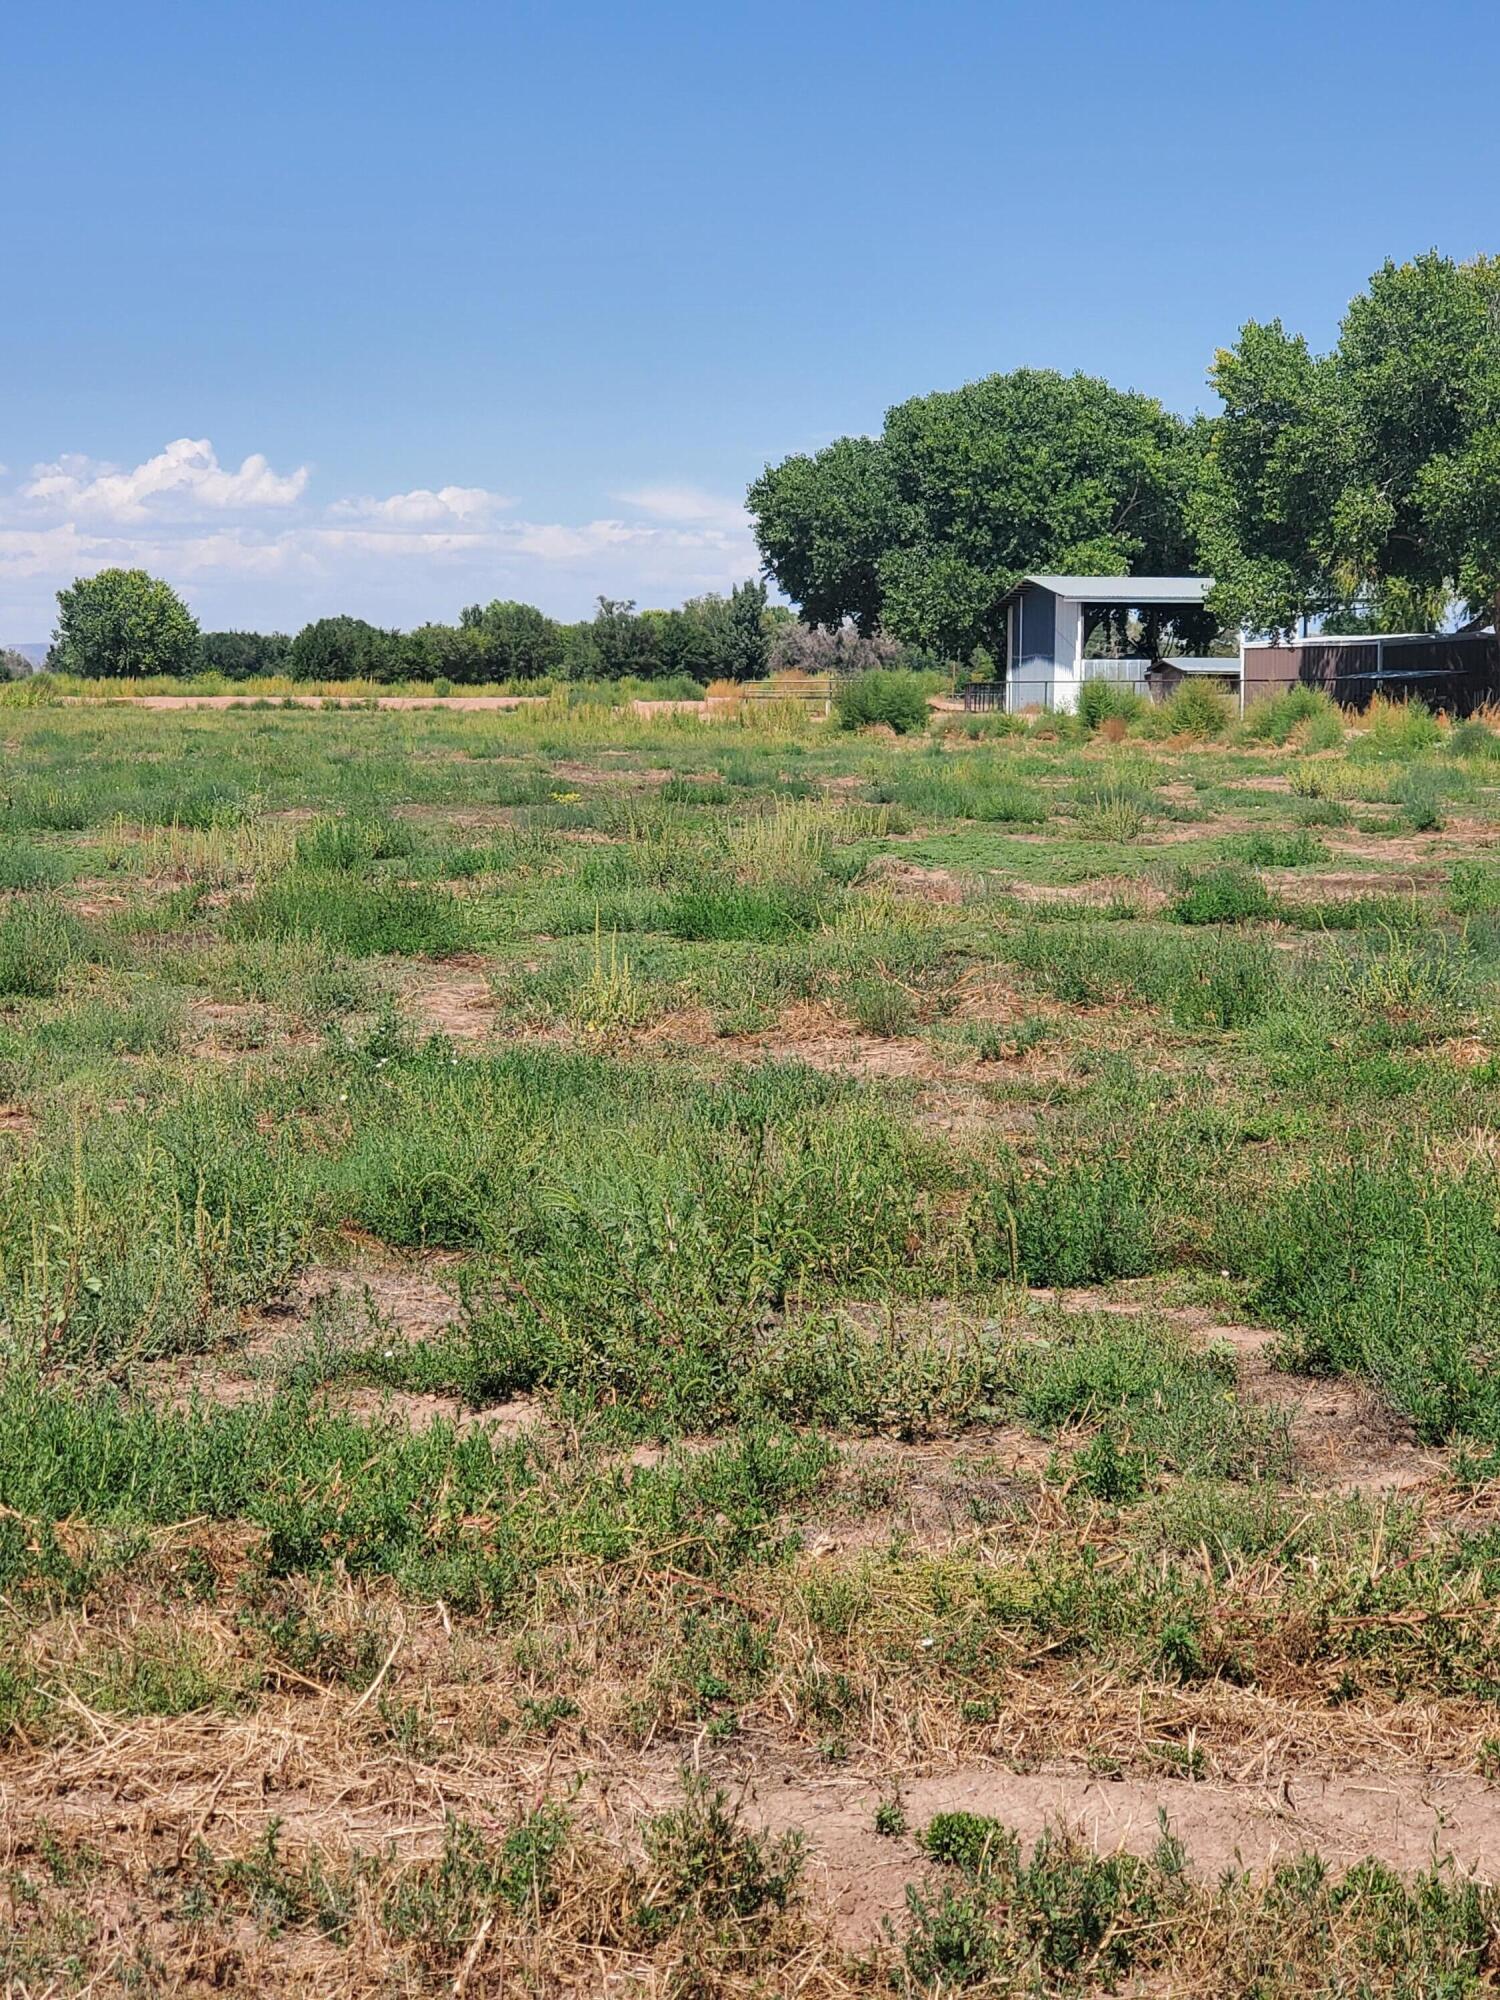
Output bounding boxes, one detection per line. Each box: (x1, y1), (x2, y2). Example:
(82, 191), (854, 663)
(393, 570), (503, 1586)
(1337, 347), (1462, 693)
(7, 691), (1500, 1994)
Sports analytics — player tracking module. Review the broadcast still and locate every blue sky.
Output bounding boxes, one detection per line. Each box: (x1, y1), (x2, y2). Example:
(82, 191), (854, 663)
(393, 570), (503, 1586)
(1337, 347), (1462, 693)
(4, 0), (1497, 640)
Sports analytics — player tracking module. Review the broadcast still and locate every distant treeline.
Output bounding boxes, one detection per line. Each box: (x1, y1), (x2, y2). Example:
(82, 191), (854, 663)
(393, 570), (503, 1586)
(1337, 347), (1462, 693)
(194, 586), (942, 686)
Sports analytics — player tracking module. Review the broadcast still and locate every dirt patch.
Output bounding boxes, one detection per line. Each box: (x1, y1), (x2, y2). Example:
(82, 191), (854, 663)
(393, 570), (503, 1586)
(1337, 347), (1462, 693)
(10, 1728), (1500, 1955)
(1210, 1320), (1439, 1494)
(1008, 876), (1165, 915)
(750, 1766), (1500, 1942)
(744, 1033), (933, 1079)
(637, 1006), (723, 1048)
(136, 1261), (536, 1436)
(1279, 868), (1440, 900)
(861, 856), (965, 903)
(396, 956), (497, 1040)
(188, 998), (307, 1060)
(548, 759), (674, 788)
(1038, 1290), (1441, 1496)
(1426, 1037), (1493, 1069)
(1326, 833), (1454, 867)
(393, 803), (521, 831)
(249, 1260), (464, 1350)
(1138, 815), (1266, 845)
(802, 1433), (1053, 1554)
(734, 1004), (936, 1079)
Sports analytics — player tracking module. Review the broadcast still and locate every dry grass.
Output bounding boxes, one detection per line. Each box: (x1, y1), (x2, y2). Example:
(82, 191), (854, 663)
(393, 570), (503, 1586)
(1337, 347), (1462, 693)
(5, 701), (1500, 1991)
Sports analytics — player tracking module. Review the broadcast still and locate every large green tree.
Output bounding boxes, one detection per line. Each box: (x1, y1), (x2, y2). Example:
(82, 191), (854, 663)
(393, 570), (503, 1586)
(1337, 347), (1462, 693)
(747, 435), (905, 636)
(50, 568), (200, 678)
(288, 614), (403, 682)
(457, 599), (565, 681)
(748, 370), (1201, 657)
(1197, 252), (1500, 636)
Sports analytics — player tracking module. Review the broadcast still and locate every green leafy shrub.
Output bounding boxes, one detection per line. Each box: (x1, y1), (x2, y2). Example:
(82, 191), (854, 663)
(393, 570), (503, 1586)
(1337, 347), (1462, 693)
(1292, 795), (1353, 827)
(637, 1776), (804, 1929)
(1449, 718), (1500, 760)
(850, 977), (916, 1037)
(1451, 860), (1500, 916)
(1160, 679), (1233, 738)
(834, 670), (931, 735)
(1360, 694), (1441, 753)
(294, 815), (418, 871)
(0, 840), (69, 891)
(1168, 935), (1279, 1028)
(1241, 683), (1337, 746)
(1077, 679), (1147, 731)
(1397, 771), (1444, 831)
(920, 1812), (1016, 1874)
(227, 875), (471, 957)
(1287, 757), (1379, 801)
(1073, 784), (1149, 842)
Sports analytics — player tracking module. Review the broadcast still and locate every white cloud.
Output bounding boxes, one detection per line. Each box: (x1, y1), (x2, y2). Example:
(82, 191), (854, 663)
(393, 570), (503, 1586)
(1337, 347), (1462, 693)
(0, 442), (764, 636)
(22, 438), (308, 522)
(614, 483), (749, 533)
(330, 485), (513, 527)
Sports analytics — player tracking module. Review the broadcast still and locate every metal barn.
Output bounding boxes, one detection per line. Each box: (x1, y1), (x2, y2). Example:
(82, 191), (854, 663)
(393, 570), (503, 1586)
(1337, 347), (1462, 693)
(985, 575), (1237, 714)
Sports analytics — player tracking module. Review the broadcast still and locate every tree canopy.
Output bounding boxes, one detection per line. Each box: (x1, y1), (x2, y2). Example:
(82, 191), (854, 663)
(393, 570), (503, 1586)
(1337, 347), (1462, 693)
(198, 630), (292, 679)
(50, 568), (200, 678)
(1196, 252), (1500, 636)
(748, 369), (1202, 658)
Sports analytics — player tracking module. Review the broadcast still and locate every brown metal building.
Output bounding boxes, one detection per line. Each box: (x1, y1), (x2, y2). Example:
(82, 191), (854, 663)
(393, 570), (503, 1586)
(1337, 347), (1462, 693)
(1243, 631), (1500, 714)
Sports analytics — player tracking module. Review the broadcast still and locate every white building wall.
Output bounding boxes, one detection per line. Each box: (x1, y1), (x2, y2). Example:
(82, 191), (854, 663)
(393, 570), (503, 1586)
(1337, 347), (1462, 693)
(1049, 597), (1084, 713)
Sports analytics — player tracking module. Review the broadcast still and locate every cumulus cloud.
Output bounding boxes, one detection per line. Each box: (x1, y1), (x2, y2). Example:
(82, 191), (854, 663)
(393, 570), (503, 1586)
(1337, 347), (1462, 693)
(22, 438), (308, 521)
(330, 485), (513, 528)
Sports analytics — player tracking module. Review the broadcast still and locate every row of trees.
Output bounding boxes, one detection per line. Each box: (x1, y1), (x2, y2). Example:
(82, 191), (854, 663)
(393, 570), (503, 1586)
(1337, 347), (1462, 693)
(46, 576), (818, 684)
(281, 582), (781, 685)
(748, 252), (1500, 650)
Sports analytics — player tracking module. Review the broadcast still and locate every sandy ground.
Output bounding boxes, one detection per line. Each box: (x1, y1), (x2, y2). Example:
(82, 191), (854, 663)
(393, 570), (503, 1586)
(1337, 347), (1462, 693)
(10, 1722), (1500, 1948)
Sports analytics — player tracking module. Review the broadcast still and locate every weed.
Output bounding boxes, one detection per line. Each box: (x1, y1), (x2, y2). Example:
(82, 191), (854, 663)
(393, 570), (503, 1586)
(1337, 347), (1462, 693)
(1223, 829), (1330, 868)
(1072, 784), (1148, 842)
(1159, 679), (1233, 738)
(1169, 865), (1279, 926)
(0, 901), (89, 996)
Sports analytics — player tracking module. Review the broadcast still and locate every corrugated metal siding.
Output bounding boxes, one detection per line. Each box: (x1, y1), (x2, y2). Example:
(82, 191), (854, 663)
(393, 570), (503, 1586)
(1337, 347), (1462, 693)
(1242, 644), (1300, 703)
(1244, 634), (1500, 714)
(1018, 585), (1056, 666)
(1009, 584), (1058, 708)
